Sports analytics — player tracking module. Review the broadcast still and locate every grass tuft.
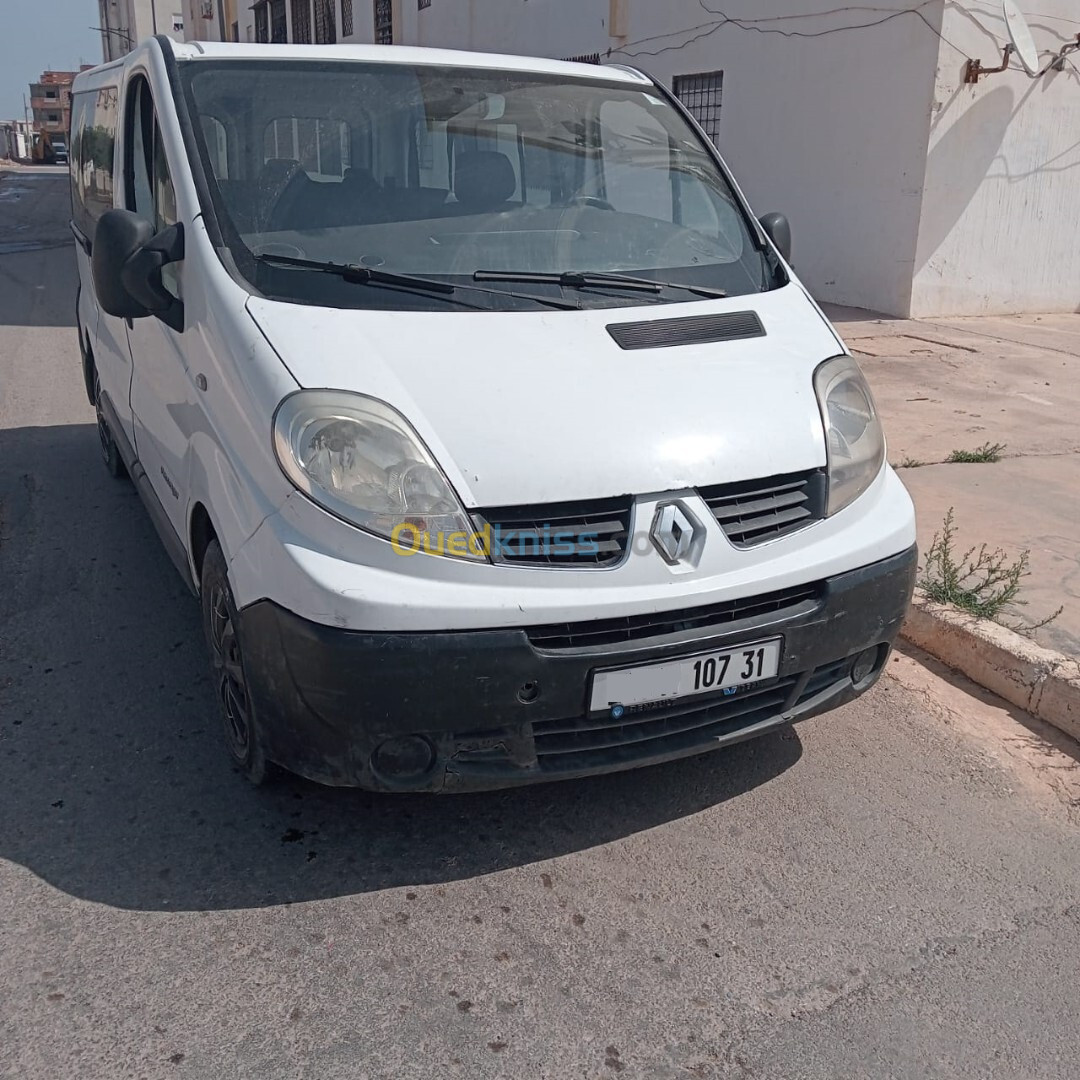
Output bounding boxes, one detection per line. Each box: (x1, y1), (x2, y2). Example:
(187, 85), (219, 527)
(919, 508), (1062, 633)
(896, 456), (926, 469)
(945, 441), (1006, 464)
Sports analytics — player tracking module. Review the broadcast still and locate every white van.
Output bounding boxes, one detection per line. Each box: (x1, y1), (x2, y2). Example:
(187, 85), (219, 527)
(70, 38), (916, 791)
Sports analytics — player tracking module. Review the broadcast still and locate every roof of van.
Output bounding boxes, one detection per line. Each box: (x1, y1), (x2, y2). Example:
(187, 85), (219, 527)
(169, 41), (649, 84)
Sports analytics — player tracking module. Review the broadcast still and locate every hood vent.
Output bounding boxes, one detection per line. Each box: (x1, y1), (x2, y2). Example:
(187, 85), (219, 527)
(607, 310), (765, 350)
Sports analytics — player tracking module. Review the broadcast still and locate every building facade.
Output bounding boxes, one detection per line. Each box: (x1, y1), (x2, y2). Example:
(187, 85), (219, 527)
(29, 70), (93, 137)
(0, 121), (35, 162)
(181, 0), (242, 42)
(98, 0), (186, 61)
(240, 0), (374, 45)
(231, 0), (1080, 317)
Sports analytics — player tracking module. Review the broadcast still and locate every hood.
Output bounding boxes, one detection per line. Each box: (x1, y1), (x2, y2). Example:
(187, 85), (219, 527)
(247, 284), (842, 509)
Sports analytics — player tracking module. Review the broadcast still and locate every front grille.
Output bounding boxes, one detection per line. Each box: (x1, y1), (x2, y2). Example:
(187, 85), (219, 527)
(699, 470), (826, 548)
(525, 581), (821, 651)
(472, 496), (632, 568)
(532, 676), (796, 768)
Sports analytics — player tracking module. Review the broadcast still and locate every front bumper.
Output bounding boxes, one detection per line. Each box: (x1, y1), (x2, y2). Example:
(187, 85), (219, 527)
(238, 544), (916, 792)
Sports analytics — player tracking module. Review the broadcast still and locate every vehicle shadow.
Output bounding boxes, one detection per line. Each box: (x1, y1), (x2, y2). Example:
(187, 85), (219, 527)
(0, 423), (802, 913)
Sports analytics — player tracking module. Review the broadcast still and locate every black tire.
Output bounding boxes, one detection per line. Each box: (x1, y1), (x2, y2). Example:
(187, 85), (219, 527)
(93, 371), (126, 479)
(201, 539), (273, 786)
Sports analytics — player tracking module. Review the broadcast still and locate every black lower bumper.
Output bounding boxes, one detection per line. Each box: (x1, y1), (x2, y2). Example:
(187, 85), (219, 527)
(237, 544), (917, 792)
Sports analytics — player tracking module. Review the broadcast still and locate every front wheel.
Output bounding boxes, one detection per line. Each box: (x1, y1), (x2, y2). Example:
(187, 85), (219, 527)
(201, 539), (273, 785)
(93, 371), (125, 479)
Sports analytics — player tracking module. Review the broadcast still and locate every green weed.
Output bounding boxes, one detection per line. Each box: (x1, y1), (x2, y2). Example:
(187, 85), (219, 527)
(945, 442), (1006, 464)
(919, 508), (1062, 633)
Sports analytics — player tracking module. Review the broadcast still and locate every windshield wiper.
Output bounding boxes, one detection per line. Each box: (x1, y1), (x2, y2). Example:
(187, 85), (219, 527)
(474, 269), (727, 299)
(254, 253), (581, 311)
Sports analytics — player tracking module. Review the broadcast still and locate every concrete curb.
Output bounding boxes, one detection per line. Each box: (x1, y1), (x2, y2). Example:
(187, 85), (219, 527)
(900, 590), (1080, 743)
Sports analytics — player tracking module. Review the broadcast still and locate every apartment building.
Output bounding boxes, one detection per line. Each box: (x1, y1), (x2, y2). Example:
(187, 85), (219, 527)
(29, 70), (93, 136)
(98, 0), (186, 61)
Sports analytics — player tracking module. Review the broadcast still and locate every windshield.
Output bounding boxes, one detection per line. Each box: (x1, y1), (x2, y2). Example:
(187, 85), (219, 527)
(180, 59), (778, 311)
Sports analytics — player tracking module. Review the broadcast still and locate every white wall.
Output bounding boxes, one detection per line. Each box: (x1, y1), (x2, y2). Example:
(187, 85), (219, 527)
(911, 0), (1080, 316)
(399, 0), (946, 316)
(128, 0), (186, 43)
(100, 0), (186, 57)
(400, 0), (606, 55)
(183, 0), (240, 41)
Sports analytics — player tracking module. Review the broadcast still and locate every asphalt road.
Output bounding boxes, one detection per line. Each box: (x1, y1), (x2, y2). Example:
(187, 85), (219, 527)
(2, 168), (1079, 1080)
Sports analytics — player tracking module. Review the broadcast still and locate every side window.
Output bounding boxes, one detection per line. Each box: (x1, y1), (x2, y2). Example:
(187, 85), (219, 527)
(128, 78), (177, 232)
(129, 81), (153, 216)
(69, 92), (89, 229)
(200, 115), (229, 180)
(153, 127), (178, 231)
(127, 78), (179, 292)
(495, 124), (522, 199)
(598, 99), (672, 222)
(71, 87), (118, 237)
(262, 117), (352, 180)
(417, 119), (449, 191)
(675, 182), (745, 261)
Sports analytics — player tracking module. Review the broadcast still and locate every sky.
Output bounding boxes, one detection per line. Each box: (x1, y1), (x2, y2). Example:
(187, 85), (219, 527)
(1, 0), (102, 122)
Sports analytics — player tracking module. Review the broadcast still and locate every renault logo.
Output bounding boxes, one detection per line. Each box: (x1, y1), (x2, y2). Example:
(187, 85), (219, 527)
(650, 501), (702, 565)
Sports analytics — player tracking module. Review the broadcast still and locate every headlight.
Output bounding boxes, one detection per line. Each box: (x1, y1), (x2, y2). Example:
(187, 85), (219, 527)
(813, 355), (885, 516)
(273, 390), (485, 560)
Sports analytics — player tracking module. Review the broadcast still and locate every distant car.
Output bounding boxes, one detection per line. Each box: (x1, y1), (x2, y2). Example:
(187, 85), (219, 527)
(70, 37), (917, 792)
(51, 138), (67, 165)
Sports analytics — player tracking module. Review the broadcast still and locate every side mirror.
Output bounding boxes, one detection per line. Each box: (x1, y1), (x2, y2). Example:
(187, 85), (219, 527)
(91, 209), (185, 332)
(758, 212), (792, 264)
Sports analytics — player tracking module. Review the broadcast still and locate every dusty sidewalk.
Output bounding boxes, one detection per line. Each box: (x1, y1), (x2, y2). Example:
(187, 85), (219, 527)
(824, 307), (1080, 658)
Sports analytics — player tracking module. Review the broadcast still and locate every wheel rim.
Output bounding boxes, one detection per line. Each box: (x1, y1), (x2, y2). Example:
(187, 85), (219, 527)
(208, 583), (251, 759)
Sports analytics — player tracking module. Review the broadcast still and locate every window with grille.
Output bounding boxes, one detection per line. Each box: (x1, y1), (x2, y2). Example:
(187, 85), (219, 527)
(291, 0), (312, 42)
(314, 0), (336, 41)
(254, 1), (269, 41)
(418, 0), (431, 8)
(270, 0), (287, 41)
(672, 70), (723, 146)
(341, 0), (353, 35)
(374, 0), (393, 42)
(561, 52), (600, 65)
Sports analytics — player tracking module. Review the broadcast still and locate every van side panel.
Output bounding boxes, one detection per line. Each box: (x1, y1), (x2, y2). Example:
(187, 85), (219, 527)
(73, 44), (299, 586)
(70, 79), (136, 448)
(176, 219), (300, 584)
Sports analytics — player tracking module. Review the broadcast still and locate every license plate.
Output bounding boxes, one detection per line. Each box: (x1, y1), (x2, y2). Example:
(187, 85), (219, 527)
(589, 638), (782, 712)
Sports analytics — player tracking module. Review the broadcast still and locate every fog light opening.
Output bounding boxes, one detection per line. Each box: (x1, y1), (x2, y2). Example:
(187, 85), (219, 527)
(852, 645), (883, 688)
(371, 735), (436, 783)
